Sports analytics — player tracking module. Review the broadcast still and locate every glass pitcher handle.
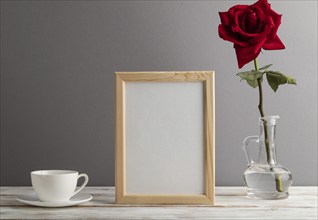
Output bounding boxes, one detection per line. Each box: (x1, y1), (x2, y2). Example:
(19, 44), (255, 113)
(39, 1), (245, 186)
(242, 136), (259, 167)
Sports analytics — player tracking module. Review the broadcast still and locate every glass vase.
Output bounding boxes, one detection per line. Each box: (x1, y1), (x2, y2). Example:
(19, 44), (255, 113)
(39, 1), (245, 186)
(242, 115), (292, 199)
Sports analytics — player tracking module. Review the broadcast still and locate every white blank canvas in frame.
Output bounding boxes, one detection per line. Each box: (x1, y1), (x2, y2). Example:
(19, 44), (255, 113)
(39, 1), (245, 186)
(115, 71), (215, 205)
(125, 82), (204, 195)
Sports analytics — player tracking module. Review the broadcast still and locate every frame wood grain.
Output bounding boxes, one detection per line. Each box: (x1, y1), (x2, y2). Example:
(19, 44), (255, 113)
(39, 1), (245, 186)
(115, 71), (215, 205)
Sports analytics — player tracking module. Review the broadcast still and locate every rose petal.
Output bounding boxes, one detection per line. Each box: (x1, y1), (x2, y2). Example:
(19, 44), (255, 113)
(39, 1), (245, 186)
(262, 36), (285, 50)
(235, 36), (267, 55)
(266, 5), (282, 20)
(266, 14), (282, 40)
(218, 25), (249, 47)
(246, 10), (259, 32)
(219, 12), (230, 26)
(253, 0), (271, 10)
(227, 5), (249, 29)
(233, 10), (247, 28)
(234, 36), (267, 68)
(231, 23), (270, 44)
(252, 6), (267, 32)
(228, 4), (249, 19)
(235, 45), (262, 68)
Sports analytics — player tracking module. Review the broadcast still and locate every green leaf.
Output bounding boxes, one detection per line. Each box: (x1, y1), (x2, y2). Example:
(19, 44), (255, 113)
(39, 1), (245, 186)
(266, 71), (297, 92)
(268, 80), (279, 92)
(237, 70), (263, 81)
(246, 80), (259, 88)
(237, 70), (263, 88)
(259, 64), (273, 71)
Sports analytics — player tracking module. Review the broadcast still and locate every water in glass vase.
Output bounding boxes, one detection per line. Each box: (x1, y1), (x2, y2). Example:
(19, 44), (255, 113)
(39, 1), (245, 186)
(242, 116), (293, 199)
(244, 164), (292, 199)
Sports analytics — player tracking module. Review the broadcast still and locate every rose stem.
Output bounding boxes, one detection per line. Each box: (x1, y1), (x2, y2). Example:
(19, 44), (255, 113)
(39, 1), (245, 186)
(254, 59), (270, 162)
(254, 59), (283, 192)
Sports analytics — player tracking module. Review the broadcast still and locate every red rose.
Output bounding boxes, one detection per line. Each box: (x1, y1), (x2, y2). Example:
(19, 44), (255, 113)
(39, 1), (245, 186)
(218, 0), (285, 68)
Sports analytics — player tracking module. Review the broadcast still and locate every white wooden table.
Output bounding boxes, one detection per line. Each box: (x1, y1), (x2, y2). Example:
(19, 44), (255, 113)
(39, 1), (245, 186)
(0, 187), (317, 219)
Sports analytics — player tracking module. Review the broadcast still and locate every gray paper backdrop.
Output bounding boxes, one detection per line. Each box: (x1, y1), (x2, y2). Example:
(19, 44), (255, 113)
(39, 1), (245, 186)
(1, 1), (317, 186)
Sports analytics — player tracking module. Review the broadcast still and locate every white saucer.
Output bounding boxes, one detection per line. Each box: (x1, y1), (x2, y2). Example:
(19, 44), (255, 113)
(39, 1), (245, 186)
(16, 192), (93, 207)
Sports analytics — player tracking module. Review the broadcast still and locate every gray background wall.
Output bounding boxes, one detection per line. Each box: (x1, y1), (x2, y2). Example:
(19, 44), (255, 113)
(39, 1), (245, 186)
(1, 0), (317, 186)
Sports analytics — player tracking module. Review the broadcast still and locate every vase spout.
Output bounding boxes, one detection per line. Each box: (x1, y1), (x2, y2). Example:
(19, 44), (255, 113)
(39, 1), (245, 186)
(259, 115), (280, 125)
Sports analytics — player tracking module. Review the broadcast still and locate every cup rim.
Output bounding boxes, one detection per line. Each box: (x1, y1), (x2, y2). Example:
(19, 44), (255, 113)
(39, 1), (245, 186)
(31, 170), (78, 176)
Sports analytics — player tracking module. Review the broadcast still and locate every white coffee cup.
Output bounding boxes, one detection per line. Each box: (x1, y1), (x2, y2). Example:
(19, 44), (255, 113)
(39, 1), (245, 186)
(31, 170), (89, 202)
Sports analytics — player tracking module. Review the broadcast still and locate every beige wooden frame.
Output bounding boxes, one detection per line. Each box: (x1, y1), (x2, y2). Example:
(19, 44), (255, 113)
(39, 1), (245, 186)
(115, 71), (215, 205)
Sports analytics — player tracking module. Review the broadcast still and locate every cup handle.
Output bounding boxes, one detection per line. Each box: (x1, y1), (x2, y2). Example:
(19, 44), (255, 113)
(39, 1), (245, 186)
(71, 173), (89, 198)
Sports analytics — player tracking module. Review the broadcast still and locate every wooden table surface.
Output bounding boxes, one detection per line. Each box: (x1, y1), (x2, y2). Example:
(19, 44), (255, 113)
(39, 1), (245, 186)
(0, 186), (317, 219)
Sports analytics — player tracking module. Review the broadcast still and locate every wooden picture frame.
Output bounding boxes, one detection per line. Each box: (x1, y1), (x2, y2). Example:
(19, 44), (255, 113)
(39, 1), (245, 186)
(115, 71), (215, 205)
